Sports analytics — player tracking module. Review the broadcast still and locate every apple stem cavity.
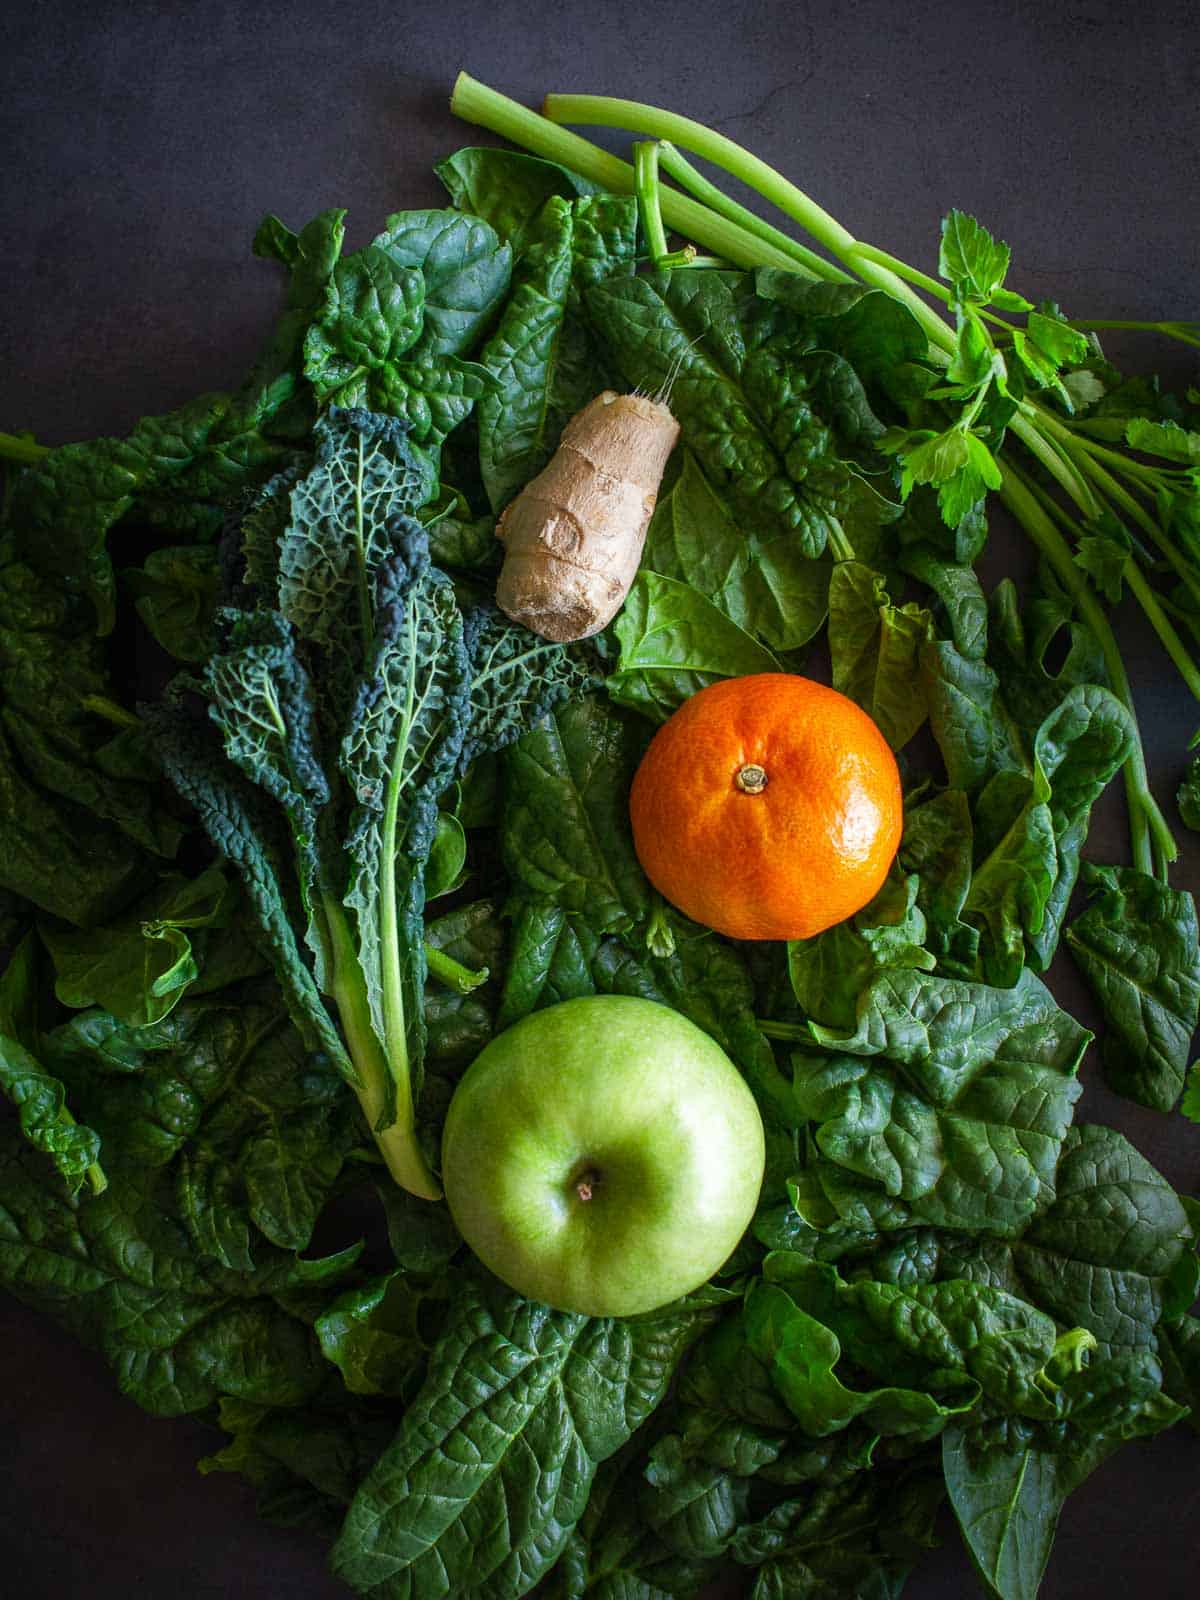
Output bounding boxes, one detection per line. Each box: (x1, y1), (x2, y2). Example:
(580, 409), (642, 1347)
(735, 763), (768, 795)
(574, 1168), (600, 1203)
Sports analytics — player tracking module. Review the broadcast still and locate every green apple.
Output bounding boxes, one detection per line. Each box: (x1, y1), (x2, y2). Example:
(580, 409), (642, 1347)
(440, 994), (765, 1317)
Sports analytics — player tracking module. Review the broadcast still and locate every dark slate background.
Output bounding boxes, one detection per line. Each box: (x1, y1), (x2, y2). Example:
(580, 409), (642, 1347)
(1, 1), (1197, 1595)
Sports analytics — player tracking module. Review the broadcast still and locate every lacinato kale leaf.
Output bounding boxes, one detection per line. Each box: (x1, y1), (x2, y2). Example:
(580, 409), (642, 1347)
(159, 407), (586, 1197)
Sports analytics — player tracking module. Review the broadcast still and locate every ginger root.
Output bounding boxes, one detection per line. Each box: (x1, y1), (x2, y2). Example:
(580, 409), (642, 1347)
(495, 391), (680, 642)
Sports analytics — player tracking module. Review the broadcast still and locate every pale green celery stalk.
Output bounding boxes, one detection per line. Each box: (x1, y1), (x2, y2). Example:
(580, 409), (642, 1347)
(323, 892), (441, 1200)
(0, 431), (49, 464)
(634, 141), (671, 262)
(450, 73), (806, 273)
(1025, 407), (1200, 692)
(845, 240), (950, 302)
(540, 91), (957, 355)
(1002, 463), (1176, 877)
(1069, 445), (1200, 613)
(1067, 318), (1200, 352)
(656, 141), (853, 283)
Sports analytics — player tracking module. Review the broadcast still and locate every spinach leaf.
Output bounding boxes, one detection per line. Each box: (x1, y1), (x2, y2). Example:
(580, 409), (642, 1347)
(1066, 864), (1200, 1112)
(329, 1270), (719, 1599)
(753, 269), (930, 399)
(39, 865), (247, 1027)
(731, 1467), (943, 1600)
(642, 447), (830, 651)
(0, 935), (104, 1194)
(1024, 684), (1134, 970)
(547, 1441), (718, 1600)
(0, 1118), (358, 1416)
(963, 685), (1135, 985)
(1013, 1124), (1194, 1354)
(587, 273), (886, 568)
(828, 562), (932, 749)
(495, 899), (600, 1032)
(437, 147), (602, 252)
(944, 1356), (1185, 1600)
(371, 208), (512, 359)
(746, 1278), (979, 1440)
(899, 789), (979, 975)
(315, 1269), (448, 1400)
(199, 1393), (397, 1540)
(783, 969), (1087, 1235)
(0, 538), (183, 921)
(787, 871), (934, 1031)
(1179, 753), (1200, 830)
(46, 984), (355, 1259)
(124, 545), (219, 662)
(477, 192), (636, 511)
(609, 571), (781, 722)
(921, 640), (1000, 792)
(502, 695), (651, 937)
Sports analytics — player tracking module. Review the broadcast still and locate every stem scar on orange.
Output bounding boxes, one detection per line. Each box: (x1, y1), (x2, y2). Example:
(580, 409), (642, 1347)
(629, 673), (903, 942)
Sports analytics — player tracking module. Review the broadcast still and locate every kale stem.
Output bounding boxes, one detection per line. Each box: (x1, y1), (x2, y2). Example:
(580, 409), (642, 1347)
(656, 141), (852, 282)
(80, 694), (141, 729)
(424, 943), (490, 995)
(323, 892), (441, 1200)
(1001, 463), (1176, 875)
(634, 141), (671, 262)
(450, 74), (804, 271)
(541, 91), (958, 354)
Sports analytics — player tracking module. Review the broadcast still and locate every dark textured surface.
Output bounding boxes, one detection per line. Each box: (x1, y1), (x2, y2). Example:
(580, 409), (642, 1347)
(1, 1), (1198, 1596)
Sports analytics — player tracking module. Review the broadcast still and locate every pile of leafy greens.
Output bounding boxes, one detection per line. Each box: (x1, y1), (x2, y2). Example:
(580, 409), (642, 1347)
(2, 116), (1198, 1600)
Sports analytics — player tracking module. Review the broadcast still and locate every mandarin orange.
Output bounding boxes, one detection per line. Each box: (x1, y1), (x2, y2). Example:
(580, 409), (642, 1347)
(629, 673), (902, 942)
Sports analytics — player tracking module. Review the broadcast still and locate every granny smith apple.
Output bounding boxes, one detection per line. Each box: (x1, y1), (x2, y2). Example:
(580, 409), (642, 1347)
(440, 994), (765, 1317)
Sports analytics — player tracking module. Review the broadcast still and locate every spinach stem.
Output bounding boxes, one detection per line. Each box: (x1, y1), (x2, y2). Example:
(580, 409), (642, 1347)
(450, 74), (805, 271)
(425, 944), (490, 994)
(55, 1105), (108, 1195)
(0, 431), (50, 464)
(656, 141), (853, 282)
(633, 141), (671, 263)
